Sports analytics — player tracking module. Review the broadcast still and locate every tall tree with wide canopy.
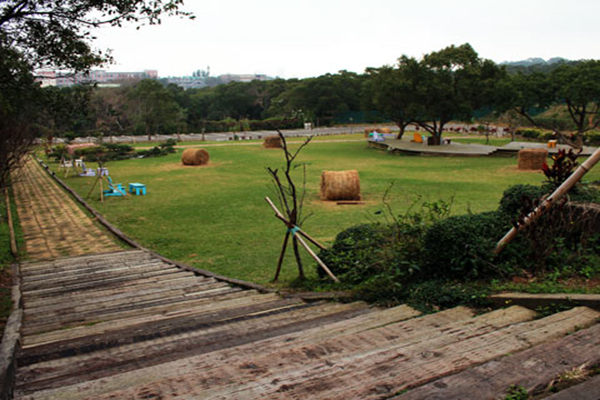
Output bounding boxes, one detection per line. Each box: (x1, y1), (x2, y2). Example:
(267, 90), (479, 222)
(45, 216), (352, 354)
(365, 56), (423, 139)
(414, 44), (504, 145)
(0, 0), (192, 187)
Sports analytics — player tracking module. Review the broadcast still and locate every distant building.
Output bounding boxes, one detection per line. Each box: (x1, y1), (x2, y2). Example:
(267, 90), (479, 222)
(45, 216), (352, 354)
(217, 73), (271, 84)
(36, 69), (158, 87)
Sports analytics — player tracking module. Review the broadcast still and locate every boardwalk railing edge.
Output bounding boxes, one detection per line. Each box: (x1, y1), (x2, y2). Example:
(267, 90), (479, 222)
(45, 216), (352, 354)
(35, 157), (274, 295)
(0, 262), (22, 400)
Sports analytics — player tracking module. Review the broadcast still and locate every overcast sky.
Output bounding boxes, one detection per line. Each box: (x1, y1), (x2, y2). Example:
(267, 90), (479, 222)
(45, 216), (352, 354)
(90, 0), (600, 79)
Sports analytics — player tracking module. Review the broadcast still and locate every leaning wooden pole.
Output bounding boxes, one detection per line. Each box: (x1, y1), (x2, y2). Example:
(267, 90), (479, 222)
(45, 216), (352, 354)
(495, 147), (600, 254)
(265, 197), (339, 282)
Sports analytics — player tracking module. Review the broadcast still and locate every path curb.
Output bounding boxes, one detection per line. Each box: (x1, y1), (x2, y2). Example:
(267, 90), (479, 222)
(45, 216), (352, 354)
(36, 158), (274, 295)
(0, 263), (22, 400)
(491, 293), (600, 311)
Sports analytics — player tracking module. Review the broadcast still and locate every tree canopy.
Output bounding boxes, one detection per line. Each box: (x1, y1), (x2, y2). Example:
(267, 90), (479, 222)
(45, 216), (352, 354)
(0, 0), (193, 71)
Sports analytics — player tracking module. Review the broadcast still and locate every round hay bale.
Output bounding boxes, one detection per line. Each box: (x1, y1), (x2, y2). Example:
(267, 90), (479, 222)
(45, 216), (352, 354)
(320, 170), (361, 201)
(181, 148), (209, 166)
(518, 148), (548, 170)
(263, 136), (282, 149)
(379, 127), (391, 134)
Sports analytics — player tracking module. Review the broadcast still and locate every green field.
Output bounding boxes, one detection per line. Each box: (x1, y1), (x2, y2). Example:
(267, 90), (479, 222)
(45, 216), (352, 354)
(54, 138), (600, 287)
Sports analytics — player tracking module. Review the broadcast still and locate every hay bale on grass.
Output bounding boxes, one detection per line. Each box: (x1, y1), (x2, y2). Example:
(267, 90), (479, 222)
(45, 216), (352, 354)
(518, 148), (548, 170)
(379, 127), (391, 134)
(182, 148), (209, 166)
(263, 136), (282, 149)
(320, 170), (361, 201)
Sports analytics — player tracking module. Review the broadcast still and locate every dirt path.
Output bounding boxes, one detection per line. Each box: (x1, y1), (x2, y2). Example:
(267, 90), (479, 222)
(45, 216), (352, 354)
(11, 158), (123, 261)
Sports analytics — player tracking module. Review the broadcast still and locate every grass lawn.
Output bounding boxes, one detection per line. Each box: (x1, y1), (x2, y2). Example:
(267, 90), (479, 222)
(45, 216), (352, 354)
(53, 138), (600, 287)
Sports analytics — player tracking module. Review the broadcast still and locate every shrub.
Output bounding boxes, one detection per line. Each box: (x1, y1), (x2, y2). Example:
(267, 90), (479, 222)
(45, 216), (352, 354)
(584, 130), (600, 146)
(498, 184), (544, 218)
(404, 281), (492, 312)
(318, 219), (425, 285)
(422, 211), (507, 280)
(516, 128), (544, 139)
(137, 139), (177, 158)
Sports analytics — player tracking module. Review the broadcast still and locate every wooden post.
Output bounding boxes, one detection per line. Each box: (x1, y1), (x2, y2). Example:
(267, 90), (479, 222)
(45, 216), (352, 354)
(273, 231), (291, 282)
(265, 197), (339, 282)
(265, 197), (327, 250)
(495, 147), (600, 254)
(100, 178), (104, 203)
(86, 174), (101, 199)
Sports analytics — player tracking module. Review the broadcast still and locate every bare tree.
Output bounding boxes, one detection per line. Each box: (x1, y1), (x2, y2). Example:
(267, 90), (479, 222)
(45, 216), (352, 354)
(266, 130), (313, 280)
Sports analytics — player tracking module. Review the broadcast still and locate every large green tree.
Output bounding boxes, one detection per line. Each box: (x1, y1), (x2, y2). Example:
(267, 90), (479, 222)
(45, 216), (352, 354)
(0, 0), (191, 186)
(0, 0), (192, 71)
(414, 44), (504, 145)
(127, 79), (183, 140)
(365, 57), (423, 139)
(0, 45), (43, 188)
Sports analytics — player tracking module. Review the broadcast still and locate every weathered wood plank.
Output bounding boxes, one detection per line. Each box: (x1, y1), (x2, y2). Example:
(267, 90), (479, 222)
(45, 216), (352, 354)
(20, 286), (258, 336)
(22, 270), (196, 302)
(24, 280), (230, 316)
(211, 307), (595, 400)
(395, 322), (600, 399)
(544, 374), (600, 400)
(17, 303), (372, 393)
(23, 275), (216, 310)
(158, 306), (538, 399)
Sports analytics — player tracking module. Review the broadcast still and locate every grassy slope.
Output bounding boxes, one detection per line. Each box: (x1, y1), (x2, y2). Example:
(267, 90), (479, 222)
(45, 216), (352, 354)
(56, 139), (600, 286)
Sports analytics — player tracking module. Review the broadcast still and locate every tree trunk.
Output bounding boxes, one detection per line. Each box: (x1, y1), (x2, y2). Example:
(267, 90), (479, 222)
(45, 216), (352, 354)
(430, 132), (442, 145)
(396, 122), (406, 140)
(292, 236), (305, 279)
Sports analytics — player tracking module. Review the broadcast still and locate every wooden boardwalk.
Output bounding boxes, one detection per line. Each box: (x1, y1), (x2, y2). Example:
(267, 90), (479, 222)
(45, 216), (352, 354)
(371, 138), (598, 157)
(10, 159), (600, 399)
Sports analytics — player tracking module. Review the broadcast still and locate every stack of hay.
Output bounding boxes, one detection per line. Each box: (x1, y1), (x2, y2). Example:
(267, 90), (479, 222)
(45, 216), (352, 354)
(263, 136), (282, 149)
(518, 148), (548, 170)
(320, 170), (361, 201)
(181, 148), (210, 165)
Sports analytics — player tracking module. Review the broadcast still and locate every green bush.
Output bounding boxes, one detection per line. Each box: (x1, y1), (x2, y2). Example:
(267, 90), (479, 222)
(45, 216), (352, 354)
(404, 281), (491, 312)
(498, 184), (544, 217)
(584, 130), (600, 146)
(516, 128), (544, 139)
(422, 212), (507, 280)
(318, 220), (425, 284)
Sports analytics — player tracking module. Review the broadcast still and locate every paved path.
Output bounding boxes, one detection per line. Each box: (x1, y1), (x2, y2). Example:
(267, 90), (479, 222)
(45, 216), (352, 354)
(12, 158), (122, 261)
(10, 157), (600, 399)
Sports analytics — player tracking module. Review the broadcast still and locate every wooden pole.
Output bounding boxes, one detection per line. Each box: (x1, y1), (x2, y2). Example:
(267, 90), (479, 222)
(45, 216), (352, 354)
(86, 174), (101, 199)
(294, 233), (339, 283)
(100, 177), (104, 203)
(265, 197), (327, 250)
(265, 196), (339, 282)
(495, 147), (600, 254)
(273, 230), (290, 282)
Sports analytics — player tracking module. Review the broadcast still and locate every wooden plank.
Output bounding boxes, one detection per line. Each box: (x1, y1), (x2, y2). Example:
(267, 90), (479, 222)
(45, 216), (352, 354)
(21, 286), (245, 336)
(17, 303), (371, 393)
(395, 322), (600, 399)
(23, 275), (215, 309)
(22, 288), (250, 347)
(23, 280), (229, 316)
(23, 270), (197, 301)
(34, 307), (477, 400)
(544, 374), (600, 400)
(168, 306), (538, 399)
